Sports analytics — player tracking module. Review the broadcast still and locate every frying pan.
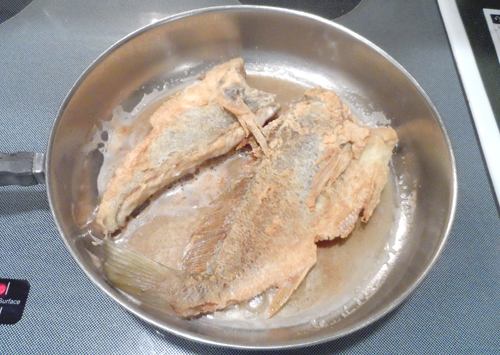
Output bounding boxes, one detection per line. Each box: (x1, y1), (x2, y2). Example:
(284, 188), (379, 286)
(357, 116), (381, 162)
(0, 6), (457, 349)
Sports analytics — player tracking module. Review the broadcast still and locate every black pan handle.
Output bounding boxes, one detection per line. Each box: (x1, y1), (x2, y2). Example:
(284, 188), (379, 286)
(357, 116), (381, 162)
(0, 152), (46, 186)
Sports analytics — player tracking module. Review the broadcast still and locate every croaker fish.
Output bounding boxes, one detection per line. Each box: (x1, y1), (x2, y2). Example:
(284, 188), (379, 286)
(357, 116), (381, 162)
(101, 87), (398, 317)
(96, 58), (280, 233)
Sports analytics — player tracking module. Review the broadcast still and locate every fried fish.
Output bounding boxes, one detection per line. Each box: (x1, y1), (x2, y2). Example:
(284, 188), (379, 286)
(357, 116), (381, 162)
(96, 58), (280, 233)
(100, 87), (397, 317)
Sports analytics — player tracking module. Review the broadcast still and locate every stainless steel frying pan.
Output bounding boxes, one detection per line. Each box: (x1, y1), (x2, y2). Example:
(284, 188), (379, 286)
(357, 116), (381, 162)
(0, 6), (457, 349)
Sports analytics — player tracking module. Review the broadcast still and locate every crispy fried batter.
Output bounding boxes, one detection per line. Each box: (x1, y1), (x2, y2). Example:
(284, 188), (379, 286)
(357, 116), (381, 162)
(102, 87), (397, 317)
(97, 59), (279, 233)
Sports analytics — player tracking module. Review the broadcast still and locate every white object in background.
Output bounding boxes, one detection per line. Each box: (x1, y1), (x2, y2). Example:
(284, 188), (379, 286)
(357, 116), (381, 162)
(484, 9), (500, 65)
(438, 0), (500, 204)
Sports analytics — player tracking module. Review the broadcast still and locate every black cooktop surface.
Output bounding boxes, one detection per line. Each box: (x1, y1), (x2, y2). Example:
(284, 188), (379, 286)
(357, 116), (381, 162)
(456, 0), (500, 127)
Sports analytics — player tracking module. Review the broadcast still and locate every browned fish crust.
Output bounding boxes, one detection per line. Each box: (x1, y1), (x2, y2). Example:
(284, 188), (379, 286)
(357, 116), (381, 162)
(97, 58), (280, 233)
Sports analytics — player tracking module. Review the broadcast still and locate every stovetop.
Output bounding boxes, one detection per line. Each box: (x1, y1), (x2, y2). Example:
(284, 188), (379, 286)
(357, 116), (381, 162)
(1, 0), (499, 353)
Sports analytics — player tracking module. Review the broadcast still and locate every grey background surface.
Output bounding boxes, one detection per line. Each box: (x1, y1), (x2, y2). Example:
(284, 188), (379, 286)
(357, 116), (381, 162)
(1, 0), (499, 353)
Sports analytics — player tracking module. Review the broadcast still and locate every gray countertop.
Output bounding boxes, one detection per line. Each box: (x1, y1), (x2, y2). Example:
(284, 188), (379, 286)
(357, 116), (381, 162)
(1, 0), (499, 353)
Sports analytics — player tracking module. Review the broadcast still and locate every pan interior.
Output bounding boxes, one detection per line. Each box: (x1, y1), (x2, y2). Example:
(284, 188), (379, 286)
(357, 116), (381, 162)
(48, 7), (455, 348)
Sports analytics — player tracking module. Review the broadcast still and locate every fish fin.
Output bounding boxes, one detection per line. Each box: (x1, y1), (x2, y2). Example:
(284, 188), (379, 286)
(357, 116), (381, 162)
(362, 164), (388, 222)
(101, 240), (226, 317)
(181, 210), (231, 274)
(361, 127), (397, 222)
(268, 266), (311, 317)
(306, 147), (352, 211)
(182, 177), (251, 273)
(217, 86), (270, 155)
(100, 239), (185, 313)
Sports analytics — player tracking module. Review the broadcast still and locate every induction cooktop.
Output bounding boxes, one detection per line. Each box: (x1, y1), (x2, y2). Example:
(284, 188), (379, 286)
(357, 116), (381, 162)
(438, 0), (500, 204)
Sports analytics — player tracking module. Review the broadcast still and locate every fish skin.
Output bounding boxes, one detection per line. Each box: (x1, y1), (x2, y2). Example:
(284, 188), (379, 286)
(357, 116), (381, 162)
(96, 58), (280, 234)
(312, 126), (398, 240)
(102, 87), (398, 317)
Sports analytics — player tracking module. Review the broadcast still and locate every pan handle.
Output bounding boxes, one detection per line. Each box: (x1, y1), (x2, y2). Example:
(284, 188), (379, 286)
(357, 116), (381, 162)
(0, 152), (46, 186)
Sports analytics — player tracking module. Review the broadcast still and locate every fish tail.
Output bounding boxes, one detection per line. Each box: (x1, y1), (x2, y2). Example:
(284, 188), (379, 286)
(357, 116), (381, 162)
(99, 239), (191, 315)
